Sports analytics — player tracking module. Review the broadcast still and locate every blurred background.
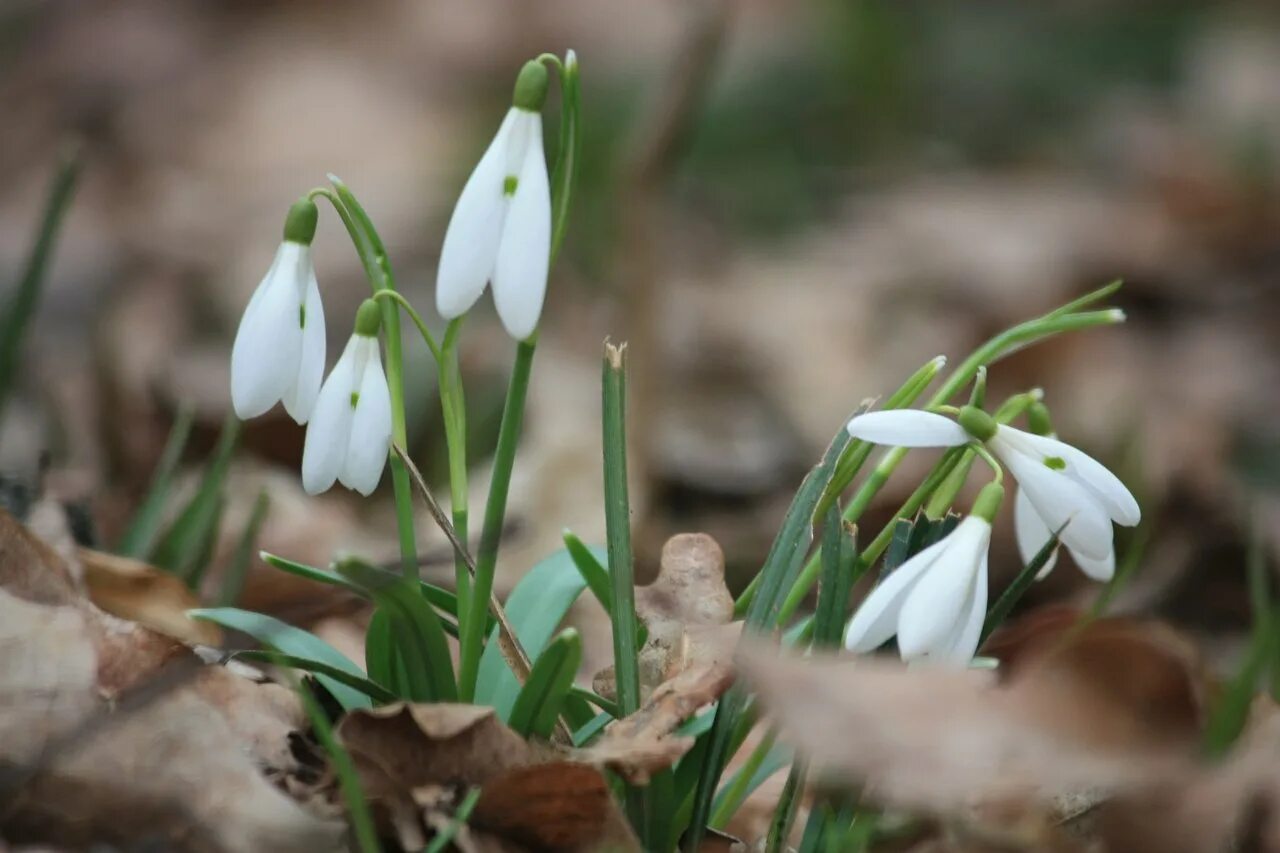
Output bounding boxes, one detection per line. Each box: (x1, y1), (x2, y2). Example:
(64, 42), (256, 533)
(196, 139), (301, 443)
(2, 0), (1279, 675)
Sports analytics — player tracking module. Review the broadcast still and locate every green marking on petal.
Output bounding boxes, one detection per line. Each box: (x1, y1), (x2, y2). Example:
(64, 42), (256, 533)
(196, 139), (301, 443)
(1043, 456), (1066, 471)
(349, 391), (360, 410)
(503, 175), (518, 196)
(299, 304), (306, 329)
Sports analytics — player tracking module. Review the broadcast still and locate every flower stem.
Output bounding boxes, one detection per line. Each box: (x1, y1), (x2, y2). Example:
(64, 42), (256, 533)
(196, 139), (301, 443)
(324, 177), (419, 581)
(458, 336), (538, 702)
(438, 318), (470, 609)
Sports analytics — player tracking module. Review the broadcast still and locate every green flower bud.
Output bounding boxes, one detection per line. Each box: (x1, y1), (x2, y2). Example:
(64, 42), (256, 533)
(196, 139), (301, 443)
(354, 298), (382, 337)
(958, 405), (997, 442)
(283, 197), (319, 245)
(1027, 401), (1055, 437)
(512, 60), (549, 112)
(971, 481), (1005, 524)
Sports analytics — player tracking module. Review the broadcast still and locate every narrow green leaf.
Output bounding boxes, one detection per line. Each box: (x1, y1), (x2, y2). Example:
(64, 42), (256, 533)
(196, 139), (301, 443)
(602, 344), (640, 717)
(424, 787), (481, 853)
(569, 685), (619, 719)
(563, 530), (613, 616)
(229, 650), (397, 704)
(979, 525), (1063, 644)
(508, 628), (582, 739)
(813, 509), (857, 649)
(152, 414), (241, 583)
(262, 550), (467, 623)
(710, 730), (789, 829)
(287, 667), (381, 853)
(189, 607), (370, 710)
(548, 51), (581, 264)
(474, 546), (596, 717)
(364, 607), (405, 696)
(338, 558), (457, 702)
(686, 426), (851, 851)
(573, 711), (613, 747)
(217, 490), (269, 606)
(117, 404), (195, 558)
(0, 143), (81, 418)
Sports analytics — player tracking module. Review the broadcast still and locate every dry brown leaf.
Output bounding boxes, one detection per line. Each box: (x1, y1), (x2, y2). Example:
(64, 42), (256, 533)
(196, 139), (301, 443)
(337, 702), (640, 851)
(585, 534), (740, 784)
(738, 634), (1198, 815)
(80, 547), (222, 646)
(0, 587), (340, 852)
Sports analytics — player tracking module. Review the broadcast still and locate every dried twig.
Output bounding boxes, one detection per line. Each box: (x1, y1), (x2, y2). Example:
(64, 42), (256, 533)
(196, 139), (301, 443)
(391, 444), (574, 744)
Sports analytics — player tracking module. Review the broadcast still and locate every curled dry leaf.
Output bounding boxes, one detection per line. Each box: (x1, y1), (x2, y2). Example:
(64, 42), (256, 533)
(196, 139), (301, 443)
(80, 547), (223, 646)
(739, 612), (1212, 816)
(589, 533), (740, 784)
(337, 703), (640, 852)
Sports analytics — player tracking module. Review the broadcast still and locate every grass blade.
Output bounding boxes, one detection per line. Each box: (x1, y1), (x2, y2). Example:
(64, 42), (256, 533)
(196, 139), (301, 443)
(563, 529), (613, 616)
(0, 143), (81, 418)
(602, 343), (640, 717)
(151, 414), (240, 583)
(338, 558), (457, 702)
(117, 404), (195, 558)
(217, 489), (269, 606)
(979, 525), (1062, 644)
(424, 787), (481, 853)
(508, 628), (582, 739)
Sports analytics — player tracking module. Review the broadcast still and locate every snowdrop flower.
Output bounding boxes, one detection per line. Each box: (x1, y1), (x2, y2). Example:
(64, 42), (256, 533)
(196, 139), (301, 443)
(845, 483), (1002, 665)
(231, 198), (325, 423)
(1011, 402), (1118, 580)
(845, 405), (1140, 573)
(301, 300), (392, 496)
(437, 60), (551, 341)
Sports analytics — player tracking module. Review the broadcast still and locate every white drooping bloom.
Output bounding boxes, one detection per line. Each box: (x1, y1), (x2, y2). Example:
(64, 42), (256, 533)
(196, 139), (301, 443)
(845, 408), (1140, 577)
(301, 331), (392, 496)
(436, 76), (551, 340)
(991, 425), (1137, 575)
(844, 514), (993, 666)
(231, 240), (325, 423)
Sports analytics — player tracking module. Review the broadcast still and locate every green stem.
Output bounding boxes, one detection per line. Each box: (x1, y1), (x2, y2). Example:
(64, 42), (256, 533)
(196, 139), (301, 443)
(458, 337), (537, 701)
(710, 728), (778, 829)
(439, 318), (470, 609)
(323, 178), (420, 582)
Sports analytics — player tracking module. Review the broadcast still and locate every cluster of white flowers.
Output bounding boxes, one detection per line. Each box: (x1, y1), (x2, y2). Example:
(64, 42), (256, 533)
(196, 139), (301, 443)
(229, 61), (554, 496)
(843, 404), (1139, 665)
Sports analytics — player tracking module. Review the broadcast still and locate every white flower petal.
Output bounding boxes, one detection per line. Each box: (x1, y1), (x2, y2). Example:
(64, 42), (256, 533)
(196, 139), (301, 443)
(940, 553), (988, 665)
(301, 337), (358, 495)
(1068, 544), (1116, 582)
(844, 534), (951, 653)
(282, 263), (325, 424)
(897, 517), (991, 659)
(436, 109), (519, 320)
(845, 410), (970, 448)
(995, 440), (1113, 561)
(340, 340), (392, 496)
(231, 243), (304, 419)
(1014, 486), (1059, 579)
(492, 113), (551, 341)
(995, 427), (1140, 526)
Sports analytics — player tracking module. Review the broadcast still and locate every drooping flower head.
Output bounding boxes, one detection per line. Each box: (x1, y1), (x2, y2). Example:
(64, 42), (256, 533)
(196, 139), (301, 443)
(301, 299), (392, 496)
(436, 60), (552, 341)
(845, 482), (1003, 665)
(231, 198), (326, 424)
(845, 404), (1140, 580)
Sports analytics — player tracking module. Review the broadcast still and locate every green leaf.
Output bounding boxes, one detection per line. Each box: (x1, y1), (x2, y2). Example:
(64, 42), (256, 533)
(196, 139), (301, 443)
(710, 731), (790, 829)
(508, 628), (582, 739)
(563, 530), (612, 616)
(474, 546), (597, 718)
(338, 559), (457, 702)
(572, 711), (613, 747)
(364, 607), (398, 694)
(189, 607), (370, 710)
(229, 650), (397, 704)
(152, 414), (240, 584)
(263, 551), (466, 636)
(0, 143), (80, 418)
(117, 403), (195, 558)
(217, 489), (269, 606)
(569, 685), (619, 719)
(813, 508), (857, 649)
(686, 426), (851, 851)
(979, 524), (1063, 644)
